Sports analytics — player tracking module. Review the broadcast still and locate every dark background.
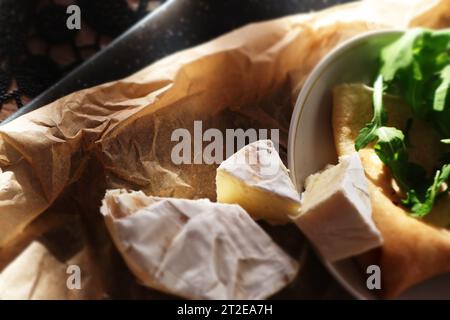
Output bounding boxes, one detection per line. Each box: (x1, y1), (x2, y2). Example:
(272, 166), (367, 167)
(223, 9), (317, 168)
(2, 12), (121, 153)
(1, 0), (353, 122)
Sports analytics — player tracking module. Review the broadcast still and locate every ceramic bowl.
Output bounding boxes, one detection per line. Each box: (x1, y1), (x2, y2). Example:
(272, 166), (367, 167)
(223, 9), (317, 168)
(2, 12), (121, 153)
(288, 29), (450, 299)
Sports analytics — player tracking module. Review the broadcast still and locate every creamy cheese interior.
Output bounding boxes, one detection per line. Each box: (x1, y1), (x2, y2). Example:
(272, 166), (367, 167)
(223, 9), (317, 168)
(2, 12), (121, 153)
(216, 140), (301, 224)
(293, 153), (383, 262)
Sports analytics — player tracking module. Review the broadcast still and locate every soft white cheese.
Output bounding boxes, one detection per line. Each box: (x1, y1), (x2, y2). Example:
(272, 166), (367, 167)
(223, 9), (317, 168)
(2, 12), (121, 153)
(216, 140), (301, 224)
(292, 152), (383, 262)
(101, 189), (298, 300)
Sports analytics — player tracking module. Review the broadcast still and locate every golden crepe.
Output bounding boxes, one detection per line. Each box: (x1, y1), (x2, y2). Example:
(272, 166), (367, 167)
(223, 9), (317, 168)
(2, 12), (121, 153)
(332, 84), (450, 299)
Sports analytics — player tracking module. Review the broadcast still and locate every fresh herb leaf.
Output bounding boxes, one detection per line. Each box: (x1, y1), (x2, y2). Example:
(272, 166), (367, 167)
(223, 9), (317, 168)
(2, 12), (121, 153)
(433, 65), (450, 111)
(355, 75), (386, 150)
(373, 126), (405, 163)
(380, 29), (426, 82)
(373, 126), (446, 216)
(355, 28), (450, 216)
(402, 164), (450, 216)
(373, 126), (426, 192)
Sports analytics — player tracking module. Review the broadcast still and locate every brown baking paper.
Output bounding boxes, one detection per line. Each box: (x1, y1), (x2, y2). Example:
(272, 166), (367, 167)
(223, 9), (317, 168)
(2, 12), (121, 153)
(0, 0), (449, 299)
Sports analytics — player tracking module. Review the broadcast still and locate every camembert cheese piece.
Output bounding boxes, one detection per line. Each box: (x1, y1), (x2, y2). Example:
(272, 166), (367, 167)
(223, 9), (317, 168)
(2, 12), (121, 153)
(101, 189), (298, 300)
(216, 140), (300, 224)
(292, 152), (383, 262)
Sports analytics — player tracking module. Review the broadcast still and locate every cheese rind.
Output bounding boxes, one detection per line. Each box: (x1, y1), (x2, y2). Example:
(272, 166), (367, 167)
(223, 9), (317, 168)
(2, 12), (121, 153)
(216, 140), (301, 224)
(101, 189), (298, 300)
(292, 152), (383, 262)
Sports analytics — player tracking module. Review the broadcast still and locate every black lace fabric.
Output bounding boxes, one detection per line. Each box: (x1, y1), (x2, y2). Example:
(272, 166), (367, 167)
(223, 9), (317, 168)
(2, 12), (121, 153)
(0, 0), (166, 121)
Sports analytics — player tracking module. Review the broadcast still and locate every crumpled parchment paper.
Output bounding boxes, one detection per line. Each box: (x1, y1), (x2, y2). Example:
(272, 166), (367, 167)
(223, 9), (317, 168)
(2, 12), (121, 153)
(0, 0), (449, 299)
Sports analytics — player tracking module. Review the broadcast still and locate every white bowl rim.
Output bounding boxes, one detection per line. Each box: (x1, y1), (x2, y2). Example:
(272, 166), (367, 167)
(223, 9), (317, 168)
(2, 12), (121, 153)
(287, 28), (406, 300)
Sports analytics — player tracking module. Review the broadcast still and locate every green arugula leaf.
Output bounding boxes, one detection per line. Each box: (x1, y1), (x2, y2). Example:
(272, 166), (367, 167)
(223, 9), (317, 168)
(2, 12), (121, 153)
(373, 125), (444, 216)
(374, 126), (405, 162)
(373, 126), (426, 192)
(433, 65), (450, 111)
(354, 29), (450, 217)
(402, 164), (450, 216)
(380, 28), (427, 82)
(429, 29), (450, 51)
(373, 127), (409, 190)
(355, 75), (386, 150)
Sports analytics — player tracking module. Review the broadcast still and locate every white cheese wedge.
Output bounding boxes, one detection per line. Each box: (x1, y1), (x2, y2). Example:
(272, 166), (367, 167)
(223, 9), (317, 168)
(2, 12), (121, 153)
(292, 152), (383, 262)
(216, 140), (301, 224)
(101, 189), (298, 300)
